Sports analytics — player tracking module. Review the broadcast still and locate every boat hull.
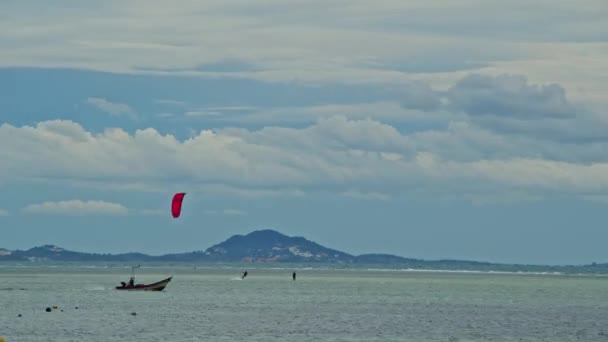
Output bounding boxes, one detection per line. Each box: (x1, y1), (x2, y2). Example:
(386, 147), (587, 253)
(115, 276), (172, 291)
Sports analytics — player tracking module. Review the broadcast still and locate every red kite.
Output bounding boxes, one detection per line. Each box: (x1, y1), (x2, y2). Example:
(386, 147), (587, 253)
(171, 192), (186, 218)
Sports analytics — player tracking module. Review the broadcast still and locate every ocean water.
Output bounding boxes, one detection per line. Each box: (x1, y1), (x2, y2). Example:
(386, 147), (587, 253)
(1, 266), (607, 341)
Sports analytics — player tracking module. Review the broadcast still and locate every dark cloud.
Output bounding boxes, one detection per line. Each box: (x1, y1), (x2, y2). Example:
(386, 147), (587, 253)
(441, 74), (608, 144)
(447, 74), (577, 119)
(397, 73), (580, 120)
(471, 115), (608, 144)
(399, 81), (442, 111)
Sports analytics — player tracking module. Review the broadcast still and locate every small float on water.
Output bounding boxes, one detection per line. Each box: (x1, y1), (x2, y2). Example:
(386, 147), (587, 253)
(115, 265), (172, 292)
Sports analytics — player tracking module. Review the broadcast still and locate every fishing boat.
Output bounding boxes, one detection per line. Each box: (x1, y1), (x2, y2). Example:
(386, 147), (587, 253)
(115, 265), (172, 291)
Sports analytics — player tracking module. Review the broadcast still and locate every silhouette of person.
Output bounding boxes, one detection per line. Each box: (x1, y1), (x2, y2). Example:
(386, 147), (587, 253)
(292, 271), (296, 281)
(242, 270), (248, 279)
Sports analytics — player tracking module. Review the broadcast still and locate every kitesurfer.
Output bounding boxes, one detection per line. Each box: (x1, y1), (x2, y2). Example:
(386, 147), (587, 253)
(242, 270), (248, 279)
(292, 272), (296, 281)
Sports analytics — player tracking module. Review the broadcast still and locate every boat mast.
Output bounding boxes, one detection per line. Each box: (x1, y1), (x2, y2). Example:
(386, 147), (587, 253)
(132, 265), (140, 280)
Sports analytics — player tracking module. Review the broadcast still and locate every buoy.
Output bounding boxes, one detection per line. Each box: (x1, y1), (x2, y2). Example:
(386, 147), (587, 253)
(131, 312), (137, 316)
(17, 314), (22, 317)
(75, 306), (79, 309)
(45, 307), (51, 312)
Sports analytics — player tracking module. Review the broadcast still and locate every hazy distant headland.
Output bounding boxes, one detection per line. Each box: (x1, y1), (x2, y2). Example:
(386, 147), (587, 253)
(1, 229), (606, 274)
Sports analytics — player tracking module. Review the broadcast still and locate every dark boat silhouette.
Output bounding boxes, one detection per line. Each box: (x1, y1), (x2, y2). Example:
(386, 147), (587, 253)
(115, 265), (172, 291)
(115, 276), (172, 291)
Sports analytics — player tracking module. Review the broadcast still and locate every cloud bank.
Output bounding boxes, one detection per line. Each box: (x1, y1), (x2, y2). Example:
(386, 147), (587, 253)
(1, 0), (606, 106)
(0, 68), (605, 203)
(2, 110), (608, 201)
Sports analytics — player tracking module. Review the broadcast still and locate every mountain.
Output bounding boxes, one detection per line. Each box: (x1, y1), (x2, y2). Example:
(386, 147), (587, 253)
(0, 230), (355, 263)
(5, 244), (155, 262)
(201, 229), (353, 263)
(1, 230), (607, 274)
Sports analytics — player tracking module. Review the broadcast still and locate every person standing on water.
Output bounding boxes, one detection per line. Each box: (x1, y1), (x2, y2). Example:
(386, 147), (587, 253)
(292, 271), (296, 281)
(242, 270), (248, 279)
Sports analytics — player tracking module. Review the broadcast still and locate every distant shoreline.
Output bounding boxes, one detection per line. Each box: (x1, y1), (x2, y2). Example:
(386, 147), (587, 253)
(1, 261), (607, 277)
(2, 230), (607, 275)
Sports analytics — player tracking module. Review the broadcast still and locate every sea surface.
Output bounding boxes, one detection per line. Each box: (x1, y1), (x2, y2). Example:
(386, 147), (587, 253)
(1, 265), (607, 341)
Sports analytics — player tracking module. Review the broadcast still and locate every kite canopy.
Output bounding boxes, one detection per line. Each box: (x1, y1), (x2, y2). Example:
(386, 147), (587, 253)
(171, 192), (186, 218)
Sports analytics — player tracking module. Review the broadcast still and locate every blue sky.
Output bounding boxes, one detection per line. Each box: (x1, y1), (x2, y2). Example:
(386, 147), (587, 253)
(1, 1), (607, 265)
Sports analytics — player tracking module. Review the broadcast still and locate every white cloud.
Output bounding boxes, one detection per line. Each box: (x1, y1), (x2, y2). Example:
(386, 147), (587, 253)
(85, 97), (137, 119)
(22, 200), (129, 216)
(3, 115), (608, 202)
(0, 209), (9, 216)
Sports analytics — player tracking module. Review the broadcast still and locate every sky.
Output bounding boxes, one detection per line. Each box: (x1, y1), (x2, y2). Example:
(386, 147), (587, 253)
(1, 1), (607, 265)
